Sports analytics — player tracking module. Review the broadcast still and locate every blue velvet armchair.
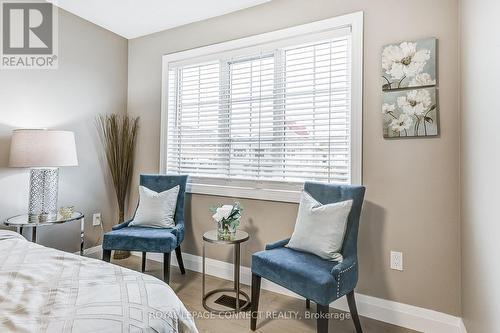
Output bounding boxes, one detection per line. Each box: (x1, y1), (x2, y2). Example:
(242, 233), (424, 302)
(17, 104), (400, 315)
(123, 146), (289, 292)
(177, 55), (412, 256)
(250, 182), (366, 333)
(102, 174), (188, 284)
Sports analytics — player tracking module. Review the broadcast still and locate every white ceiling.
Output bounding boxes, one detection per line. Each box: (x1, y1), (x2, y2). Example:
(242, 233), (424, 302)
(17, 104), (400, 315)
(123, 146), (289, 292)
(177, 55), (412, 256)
(48, 0), (271, 39)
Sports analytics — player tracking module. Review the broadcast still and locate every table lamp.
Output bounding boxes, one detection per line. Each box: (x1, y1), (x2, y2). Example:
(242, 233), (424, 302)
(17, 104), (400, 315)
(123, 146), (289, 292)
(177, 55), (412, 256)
(9, 129), (78, 222)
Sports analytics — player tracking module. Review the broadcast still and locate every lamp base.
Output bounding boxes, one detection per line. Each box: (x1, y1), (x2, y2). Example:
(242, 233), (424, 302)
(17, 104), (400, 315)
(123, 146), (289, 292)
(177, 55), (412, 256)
(28, 168), (59, 222)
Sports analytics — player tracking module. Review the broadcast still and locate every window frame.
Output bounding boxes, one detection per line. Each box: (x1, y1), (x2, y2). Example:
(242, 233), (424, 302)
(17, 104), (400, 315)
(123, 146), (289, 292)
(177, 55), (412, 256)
(160, 11), (363, 203)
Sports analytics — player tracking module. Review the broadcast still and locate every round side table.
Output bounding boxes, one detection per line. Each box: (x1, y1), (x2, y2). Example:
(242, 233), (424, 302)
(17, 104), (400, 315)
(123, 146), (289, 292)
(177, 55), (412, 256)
(202, 229), (250, 314)
(4, 212), (84, 244)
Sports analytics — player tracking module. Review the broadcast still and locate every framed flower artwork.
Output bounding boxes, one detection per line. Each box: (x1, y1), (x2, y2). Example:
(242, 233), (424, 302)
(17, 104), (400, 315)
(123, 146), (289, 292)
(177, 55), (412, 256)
(382, 87), (438, 138)
(381, 38), (437, 91)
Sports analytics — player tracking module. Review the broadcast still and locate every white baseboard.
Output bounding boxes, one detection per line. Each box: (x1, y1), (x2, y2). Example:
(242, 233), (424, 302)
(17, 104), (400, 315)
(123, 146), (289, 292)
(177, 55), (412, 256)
(75, 245), (102, 256)
(132, 251), (465, 333)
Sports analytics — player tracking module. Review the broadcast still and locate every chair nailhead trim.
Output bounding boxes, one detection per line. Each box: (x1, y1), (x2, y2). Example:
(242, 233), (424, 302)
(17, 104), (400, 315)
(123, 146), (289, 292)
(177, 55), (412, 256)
(336, 263), (356, 298)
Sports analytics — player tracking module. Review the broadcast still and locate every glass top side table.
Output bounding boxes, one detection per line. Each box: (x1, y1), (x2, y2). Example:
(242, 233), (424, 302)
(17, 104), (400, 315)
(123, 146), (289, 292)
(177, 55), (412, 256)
(202, 230), (250, 314)
(4, 212), (84, 243)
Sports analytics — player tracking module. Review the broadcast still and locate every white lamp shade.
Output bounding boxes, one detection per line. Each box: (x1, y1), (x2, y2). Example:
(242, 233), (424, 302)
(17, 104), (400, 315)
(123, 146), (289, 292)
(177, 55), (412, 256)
(9, 129), (78, 167)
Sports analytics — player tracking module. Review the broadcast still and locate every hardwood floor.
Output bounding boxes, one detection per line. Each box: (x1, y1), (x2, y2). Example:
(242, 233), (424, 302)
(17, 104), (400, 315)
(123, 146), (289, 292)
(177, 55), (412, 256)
(87, 252), (419, 333)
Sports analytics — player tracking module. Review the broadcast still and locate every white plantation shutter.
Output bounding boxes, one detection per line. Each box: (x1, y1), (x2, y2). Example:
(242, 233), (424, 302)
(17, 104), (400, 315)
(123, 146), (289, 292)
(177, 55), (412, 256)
(166, 62), (225, 177)
(163, 20), (361, 199)
(279, 38), (351, 183)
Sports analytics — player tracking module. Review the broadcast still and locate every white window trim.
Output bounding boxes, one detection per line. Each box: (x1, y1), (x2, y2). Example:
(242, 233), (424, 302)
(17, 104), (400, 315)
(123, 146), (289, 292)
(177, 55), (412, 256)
(160, 11), (363, 203)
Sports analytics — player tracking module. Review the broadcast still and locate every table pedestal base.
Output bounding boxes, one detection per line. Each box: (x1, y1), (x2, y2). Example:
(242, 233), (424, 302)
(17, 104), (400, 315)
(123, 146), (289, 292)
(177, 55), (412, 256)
(202, 288), (250, 314)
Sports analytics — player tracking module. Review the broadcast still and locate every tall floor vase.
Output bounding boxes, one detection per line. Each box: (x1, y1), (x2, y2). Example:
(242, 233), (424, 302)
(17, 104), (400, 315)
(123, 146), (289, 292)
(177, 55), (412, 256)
(96, 114), (139, 261)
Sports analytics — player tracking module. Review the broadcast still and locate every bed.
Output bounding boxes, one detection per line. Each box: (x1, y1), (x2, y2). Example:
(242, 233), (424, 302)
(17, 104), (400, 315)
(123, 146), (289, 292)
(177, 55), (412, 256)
(0, 230), (198, 333)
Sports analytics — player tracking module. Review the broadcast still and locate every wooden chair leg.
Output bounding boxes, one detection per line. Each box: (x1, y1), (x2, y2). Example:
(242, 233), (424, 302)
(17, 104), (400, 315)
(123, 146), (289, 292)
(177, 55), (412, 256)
(141, 252), (146, 272)
(346, 291), (363, 333)
(316, 303), (329, 333)
(250, 274), (261, 331)
(306, 298), (311, 309)
(163, 252), (171, 284)
(175, 246), (186, 274)
(102, 249), (111, 262)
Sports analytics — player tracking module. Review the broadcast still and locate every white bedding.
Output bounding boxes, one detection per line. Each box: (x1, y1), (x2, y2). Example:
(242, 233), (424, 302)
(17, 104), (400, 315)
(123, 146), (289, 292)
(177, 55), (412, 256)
(0, 230), (198, 333)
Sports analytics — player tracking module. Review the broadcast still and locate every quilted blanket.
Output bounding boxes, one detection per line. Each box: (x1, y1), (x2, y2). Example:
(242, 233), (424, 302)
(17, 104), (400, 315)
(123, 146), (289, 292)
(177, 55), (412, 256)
(0, 231), (198, 333)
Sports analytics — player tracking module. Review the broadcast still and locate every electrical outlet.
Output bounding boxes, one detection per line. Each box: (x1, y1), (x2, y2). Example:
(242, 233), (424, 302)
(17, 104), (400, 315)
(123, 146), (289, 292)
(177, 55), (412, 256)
(390, 251), (403, 271)
(92, 213), (101, 226)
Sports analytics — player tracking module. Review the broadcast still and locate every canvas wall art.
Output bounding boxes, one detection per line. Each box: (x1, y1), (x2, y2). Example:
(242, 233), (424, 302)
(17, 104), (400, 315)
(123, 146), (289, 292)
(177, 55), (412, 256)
(381, 38), (436, 91)
(382, 87), (438, 138)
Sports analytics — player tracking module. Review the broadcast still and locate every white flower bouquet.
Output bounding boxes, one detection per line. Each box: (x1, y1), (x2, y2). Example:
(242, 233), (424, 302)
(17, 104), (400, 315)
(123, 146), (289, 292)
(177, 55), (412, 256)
(210, 202), (243, 240)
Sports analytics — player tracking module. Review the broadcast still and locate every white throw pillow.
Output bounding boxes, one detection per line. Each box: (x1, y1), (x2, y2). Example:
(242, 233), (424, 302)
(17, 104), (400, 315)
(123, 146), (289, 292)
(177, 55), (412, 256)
(128, 185), (180, 228)
(286, 191), (353, 261)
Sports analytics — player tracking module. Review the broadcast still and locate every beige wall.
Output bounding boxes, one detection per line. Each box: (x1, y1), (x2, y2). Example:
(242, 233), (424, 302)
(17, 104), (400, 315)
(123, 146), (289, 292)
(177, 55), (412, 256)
(0, 10), (128, 252)
(127, 0), (460, 315)
(460, 0), (500, 331)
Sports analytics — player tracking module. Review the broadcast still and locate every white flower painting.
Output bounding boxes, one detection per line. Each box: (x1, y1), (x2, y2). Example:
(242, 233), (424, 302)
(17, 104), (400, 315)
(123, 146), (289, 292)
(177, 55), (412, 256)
(382, 88), (438, 138)
(381, 38), (436, 91)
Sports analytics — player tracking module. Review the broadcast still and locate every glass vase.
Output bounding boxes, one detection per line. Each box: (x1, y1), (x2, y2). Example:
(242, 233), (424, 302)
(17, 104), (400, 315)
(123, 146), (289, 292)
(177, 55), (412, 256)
(217, 220), (238, 240)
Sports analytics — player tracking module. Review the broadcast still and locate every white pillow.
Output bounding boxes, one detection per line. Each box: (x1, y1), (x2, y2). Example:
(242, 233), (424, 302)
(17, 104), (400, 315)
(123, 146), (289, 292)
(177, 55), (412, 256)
(128, 185), (180, 228)
(286, 191), (353, 261)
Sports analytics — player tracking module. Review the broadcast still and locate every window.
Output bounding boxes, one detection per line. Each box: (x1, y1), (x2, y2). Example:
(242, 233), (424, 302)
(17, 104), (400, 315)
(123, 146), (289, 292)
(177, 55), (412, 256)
(161, 12), (363, 202)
